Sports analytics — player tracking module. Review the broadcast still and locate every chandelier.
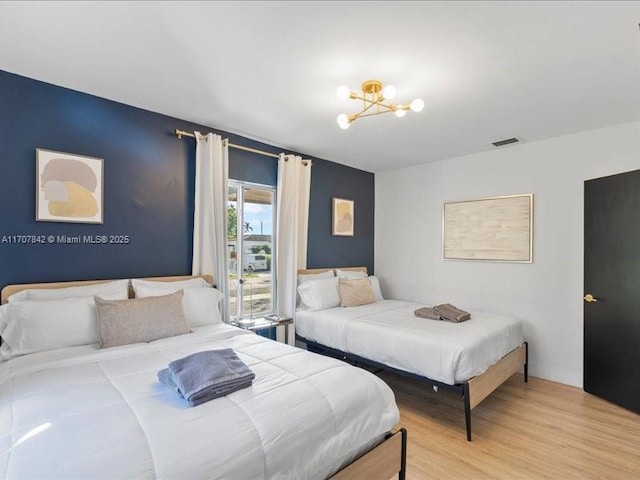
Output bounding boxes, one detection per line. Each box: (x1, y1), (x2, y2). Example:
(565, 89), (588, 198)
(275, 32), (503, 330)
(335, 79), (424, 129)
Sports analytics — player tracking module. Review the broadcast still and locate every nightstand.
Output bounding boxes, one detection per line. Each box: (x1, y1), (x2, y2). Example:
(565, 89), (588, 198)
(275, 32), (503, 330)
(230, 316), (293, 345)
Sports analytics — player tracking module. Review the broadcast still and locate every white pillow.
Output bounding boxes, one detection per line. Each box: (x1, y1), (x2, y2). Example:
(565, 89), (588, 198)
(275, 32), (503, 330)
(297, 270), (334, 307)
(131, 277), (210, 295)
(368, 276), (384, 301)
(336, 269), (368, 280)
(0, 303), (9, 337)
(297, 277), (340, 311)
(134, 285), (224, 327)
(8, 279), (129, 303)
(0, 296), (101, 361)
(297, 270), (334, 285)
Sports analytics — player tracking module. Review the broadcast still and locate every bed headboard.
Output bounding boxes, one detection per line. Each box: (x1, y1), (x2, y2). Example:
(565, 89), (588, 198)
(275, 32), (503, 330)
(296, 266), (367, 276)
(0, 275), (214, 305)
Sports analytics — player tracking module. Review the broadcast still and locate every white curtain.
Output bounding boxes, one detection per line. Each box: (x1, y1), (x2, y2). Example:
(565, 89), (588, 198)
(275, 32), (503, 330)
(192, 132), (230, 321)
(276, 154), (312, 344)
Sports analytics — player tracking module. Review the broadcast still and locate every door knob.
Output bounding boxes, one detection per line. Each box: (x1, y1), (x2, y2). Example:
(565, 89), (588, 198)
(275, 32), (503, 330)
(583, 294), (598, 303)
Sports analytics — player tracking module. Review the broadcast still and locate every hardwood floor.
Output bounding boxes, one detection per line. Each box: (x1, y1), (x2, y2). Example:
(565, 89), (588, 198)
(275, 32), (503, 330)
(378, 371), (640, 479)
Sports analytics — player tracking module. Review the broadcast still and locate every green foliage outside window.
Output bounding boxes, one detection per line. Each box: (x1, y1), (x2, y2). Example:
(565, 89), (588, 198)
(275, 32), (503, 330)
(227, 205), (253, 239)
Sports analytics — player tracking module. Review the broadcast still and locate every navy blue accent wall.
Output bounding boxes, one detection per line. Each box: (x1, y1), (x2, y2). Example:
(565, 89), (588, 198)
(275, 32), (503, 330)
(0, 69), (373, 290)
(306, 159), (375, 274)
(227, 144), (278, 186)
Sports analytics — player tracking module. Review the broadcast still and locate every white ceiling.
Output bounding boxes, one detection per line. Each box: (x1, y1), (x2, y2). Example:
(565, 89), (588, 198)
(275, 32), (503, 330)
(1, 1), (640, 172)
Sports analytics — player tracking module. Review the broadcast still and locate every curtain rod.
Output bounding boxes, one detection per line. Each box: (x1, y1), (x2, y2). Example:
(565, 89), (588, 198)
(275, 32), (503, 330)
(175, 129), (280, 159)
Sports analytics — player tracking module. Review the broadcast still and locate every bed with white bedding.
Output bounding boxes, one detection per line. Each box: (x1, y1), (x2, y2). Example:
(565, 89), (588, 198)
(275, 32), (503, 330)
(295, 267), (528, 441)
(0, 276), (405, 480)
(296, 300), (523, 385)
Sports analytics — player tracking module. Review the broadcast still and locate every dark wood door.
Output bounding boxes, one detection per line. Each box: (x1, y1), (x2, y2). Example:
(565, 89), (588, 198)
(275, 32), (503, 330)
(584, 169), (640, 413)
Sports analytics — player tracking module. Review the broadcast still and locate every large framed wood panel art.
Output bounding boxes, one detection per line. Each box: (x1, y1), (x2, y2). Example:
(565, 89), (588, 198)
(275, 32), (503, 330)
(443, 194), (533, 262)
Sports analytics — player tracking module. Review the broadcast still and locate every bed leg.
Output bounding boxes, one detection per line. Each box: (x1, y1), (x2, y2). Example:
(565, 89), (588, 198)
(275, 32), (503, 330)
(463, 383), (472, 441)
(399, 427), (407, 480)
(524, 341), (529, 383)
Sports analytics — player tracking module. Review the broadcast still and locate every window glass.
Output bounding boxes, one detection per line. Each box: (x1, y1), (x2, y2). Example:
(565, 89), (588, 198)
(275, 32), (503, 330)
(228, 182), (275, 319)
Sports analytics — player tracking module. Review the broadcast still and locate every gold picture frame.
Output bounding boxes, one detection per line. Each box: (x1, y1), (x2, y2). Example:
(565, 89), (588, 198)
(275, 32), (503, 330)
(36, 149), (104, 224)
(332, 197), (354, 236)
(443, 193), (533, 262)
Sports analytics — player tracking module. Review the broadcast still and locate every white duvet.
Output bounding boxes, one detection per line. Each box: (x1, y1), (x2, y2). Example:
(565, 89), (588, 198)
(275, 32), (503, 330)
(296, 300), (524, 385)
(0, 325), (399, 479)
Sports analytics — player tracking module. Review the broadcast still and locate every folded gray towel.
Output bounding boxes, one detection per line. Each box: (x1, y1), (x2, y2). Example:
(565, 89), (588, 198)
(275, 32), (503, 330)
(158, 368), (180, 394)
(414, 307), (441, 320)
(434, 303), (471, 323)
(158, 349), (255, 406)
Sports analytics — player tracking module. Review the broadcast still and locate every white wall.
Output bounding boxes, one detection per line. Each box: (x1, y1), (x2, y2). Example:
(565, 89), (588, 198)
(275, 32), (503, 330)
(375, 121), (640, 387)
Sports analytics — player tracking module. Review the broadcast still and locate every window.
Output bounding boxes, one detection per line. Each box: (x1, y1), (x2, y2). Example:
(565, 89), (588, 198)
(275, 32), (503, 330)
(227, 181), (276, 319)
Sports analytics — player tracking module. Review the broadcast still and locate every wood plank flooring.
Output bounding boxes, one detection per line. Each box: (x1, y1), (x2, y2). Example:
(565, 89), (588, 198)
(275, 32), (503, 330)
(378, 371), (640, 479)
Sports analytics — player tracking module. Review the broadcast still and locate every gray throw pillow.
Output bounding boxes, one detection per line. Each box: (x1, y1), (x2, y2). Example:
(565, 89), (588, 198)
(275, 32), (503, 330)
(95, 290), (191, 348)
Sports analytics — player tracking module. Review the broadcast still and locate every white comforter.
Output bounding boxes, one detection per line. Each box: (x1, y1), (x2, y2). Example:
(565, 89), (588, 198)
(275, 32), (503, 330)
(296, 300), (524, 385)
(0, 325), (399, 479)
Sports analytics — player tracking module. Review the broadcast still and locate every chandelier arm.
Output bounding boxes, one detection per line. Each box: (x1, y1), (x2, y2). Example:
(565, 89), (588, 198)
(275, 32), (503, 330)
(350, 94), (395, 109)
(349, 96), (396, 121)
(353, 100), (381, 118)
(354, 109), (400, 120)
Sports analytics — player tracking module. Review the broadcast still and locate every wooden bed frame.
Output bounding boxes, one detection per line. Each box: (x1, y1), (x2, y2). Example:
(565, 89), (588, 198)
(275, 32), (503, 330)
(297, 267), (529, 441)
(0, 275), (407, 480)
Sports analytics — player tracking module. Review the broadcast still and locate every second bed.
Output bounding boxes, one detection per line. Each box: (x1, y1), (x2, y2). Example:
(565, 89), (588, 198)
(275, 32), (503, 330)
(295, 267), (528, 441)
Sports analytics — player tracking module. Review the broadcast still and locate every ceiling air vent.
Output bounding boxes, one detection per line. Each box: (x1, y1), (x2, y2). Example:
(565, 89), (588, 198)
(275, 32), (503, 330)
(491, 137), (521, 147)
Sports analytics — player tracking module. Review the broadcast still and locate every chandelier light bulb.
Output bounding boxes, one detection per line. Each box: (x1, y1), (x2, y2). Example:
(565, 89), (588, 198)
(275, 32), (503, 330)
(410, 98), (425, 112)
(337, 113), (351, 129)
(395, 107), (407, 118)
(336, 86), (351, 101)
(382, 84), (397, 100)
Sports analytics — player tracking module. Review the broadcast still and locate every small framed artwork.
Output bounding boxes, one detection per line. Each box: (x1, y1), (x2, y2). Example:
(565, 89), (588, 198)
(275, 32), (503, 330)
(36, 149), (104, 224)
(332, 197), (354, 236)
(443, 193), (533, 262)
